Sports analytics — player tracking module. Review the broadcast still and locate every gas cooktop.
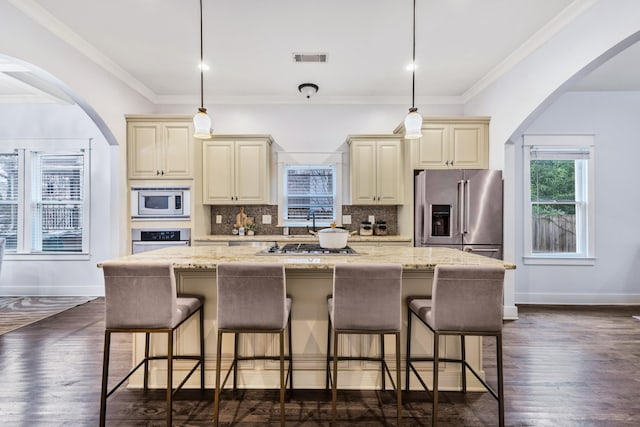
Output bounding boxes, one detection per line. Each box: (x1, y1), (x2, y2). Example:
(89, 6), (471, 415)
(258, 243), (358, 255)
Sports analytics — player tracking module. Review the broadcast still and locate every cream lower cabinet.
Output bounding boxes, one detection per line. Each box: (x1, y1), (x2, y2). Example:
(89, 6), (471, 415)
(347, 135), (403, 205)
(127, 116), (194, 179)
(415, 118), (489, 169)
(202, 135), (272, 205)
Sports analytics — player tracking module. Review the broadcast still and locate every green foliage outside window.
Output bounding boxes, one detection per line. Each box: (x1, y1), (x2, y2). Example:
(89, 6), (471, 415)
(530, 160), (575, 215)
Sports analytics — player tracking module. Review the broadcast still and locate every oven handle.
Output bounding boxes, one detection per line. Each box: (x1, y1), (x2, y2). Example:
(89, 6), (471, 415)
(131, 240), (189, 254)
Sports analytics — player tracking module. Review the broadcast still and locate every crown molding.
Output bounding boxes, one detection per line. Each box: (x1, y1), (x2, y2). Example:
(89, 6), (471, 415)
(8, 0), (158, 103)
(462, 0), (599, 103)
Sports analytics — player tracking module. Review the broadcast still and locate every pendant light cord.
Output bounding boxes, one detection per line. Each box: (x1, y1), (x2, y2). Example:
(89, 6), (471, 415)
(199, 0), (205, 111)
(411, 0), (416, 110)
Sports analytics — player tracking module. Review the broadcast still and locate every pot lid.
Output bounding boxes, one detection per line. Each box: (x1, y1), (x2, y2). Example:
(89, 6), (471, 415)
(319, 227), (347, 234)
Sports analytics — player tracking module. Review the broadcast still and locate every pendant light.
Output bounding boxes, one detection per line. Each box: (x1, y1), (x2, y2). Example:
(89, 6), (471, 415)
(404, 0), (422, 139)
(193, 0), (212, 139)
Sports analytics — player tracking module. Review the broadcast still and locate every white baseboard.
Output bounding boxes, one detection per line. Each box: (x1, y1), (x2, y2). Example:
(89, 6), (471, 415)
(515, 292), (640, 305)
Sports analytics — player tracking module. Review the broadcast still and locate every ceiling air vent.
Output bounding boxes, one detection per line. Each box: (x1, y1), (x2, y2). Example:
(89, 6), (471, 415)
(293, 52), (328, 63)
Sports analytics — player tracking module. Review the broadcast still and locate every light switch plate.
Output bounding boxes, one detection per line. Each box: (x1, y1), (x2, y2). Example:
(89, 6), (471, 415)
(342, 215), (352, 225)
(262, 214), (272, 224)
(215, 215), (222, 224)
(368, 215), (375, 224)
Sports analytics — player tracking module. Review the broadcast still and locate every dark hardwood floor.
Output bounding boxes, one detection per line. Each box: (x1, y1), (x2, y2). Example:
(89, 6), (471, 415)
(1, 299), (639, 426)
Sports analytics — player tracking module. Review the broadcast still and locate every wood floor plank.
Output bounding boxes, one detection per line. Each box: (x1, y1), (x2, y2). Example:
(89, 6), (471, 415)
(1, 300), (640, 425)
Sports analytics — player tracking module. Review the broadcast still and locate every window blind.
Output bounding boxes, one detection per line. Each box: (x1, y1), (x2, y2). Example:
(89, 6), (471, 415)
(285, 166), (335, 220)
(0, 153), (19, 250)
(31, 153), (85, 252)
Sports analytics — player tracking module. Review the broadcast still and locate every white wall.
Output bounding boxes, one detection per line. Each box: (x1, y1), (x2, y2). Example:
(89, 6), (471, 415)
(0, 103), (117, 296)
(156, 103), (464, 152)
(513, 91), (640, 303)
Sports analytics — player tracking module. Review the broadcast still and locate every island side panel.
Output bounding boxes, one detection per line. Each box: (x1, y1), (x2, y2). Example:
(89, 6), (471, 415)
(128, 267), (484, 391)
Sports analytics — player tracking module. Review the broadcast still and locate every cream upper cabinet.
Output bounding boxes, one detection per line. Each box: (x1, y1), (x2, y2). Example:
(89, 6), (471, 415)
(127, 117), (194, 179)
(202, 136), (272, 205)
(348, 135), (403, 205)
(414, 118), (489, 169)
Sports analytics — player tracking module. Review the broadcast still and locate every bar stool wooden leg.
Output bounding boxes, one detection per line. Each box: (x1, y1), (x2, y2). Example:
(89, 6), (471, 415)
(395, 331), (402, 426)
(143, 332), (150, 390)
(214, 330), (223, 427)
(461, 334), (467, 393)
(432, 333), (440, 427)
(332, 330), (339, 427)
(381, 333), (386, 390)
(326, 315), (332, 390)
(200, 307), (205, 391)
(166, 331), (173, 426)
(497, 334), (505, 427)
(99, 331), (111, 427)
(405, 308), (412, 392)
(280, 330), (285, 427)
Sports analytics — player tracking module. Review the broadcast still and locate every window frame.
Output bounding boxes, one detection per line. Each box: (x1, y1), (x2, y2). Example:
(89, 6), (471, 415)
(276, 152), (344, 229)
(523, 134), (595, 265)
(0, 140), (90, 259)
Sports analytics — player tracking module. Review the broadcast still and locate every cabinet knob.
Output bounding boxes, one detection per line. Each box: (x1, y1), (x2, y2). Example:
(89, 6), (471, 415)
(156, 170), (160, 175)
(161, 170), (165, 176)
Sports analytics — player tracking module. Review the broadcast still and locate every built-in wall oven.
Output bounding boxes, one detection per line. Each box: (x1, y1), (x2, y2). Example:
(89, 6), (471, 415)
(131, 228), (191, 254)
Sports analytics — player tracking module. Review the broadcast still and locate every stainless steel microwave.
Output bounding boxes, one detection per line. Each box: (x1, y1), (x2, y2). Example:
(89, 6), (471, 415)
(131, 187), (191, 219)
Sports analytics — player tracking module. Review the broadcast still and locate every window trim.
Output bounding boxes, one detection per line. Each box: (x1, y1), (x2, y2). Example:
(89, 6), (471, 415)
(276, 152), (344, 228)
(0, 139), (91, 258)
(522, 134), (595, 266)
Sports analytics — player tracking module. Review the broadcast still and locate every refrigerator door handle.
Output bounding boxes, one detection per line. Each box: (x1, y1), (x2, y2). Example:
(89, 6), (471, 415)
(464, 179), (470, 234)
(464, 247), (499, 253)
(458, 180), (465, 234)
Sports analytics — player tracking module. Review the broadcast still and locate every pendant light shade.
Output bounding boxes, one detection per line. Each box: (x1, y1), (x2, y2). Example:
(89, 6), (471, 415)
(404, 107), (422, 139)
(193, 0), (211, 139)
(193, 107), (212, 139)
(404, 0), (422, 140)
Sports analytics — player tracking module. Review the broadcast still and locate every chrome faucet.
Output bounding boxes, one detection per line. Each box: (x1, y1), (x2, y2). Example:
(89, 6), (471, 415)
(306, 210), (316, 233)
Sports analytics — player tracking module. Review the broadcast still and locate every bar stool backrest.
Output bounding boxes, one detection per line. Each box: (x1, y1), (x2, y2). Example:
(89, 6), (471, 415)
(216, 262), (287, 330)
(102, 261), (178, 329)
(430, 265), (505, 332)
(332, 263), (402, 331)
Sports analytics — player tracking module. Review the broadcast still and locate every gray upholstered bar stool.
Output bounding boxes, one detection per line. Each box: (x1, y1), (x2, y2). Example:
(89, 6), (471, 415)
(214, 262), (292, 427)
(99, 261), (205, 427)
(405, 264), (506, 427)
(326, 262), (403, 426)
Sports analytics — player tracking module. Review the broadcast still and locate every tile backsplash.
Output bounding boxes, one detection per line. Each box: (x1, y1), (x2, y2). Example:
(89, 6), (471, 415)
(209, 205), (398, 236)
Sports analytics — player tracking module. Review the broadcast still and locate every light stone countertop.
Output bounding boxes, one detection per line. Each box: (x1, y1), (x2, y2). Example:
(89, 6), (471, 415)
(99, 245), (515, 271)
(193, 234), (412, 243)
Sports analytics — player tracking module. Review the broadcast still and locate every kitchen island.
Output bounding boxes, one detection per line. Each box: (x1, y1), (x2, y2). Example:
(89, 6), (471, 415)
(100, 245), (514, 391)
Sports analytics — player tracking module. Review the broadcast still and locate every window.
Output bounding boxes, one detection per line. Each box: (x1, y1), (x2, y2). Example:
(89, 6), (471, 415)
(523, 135), (595, 265)
(283, 165), (337, 225)
(0, 141), (90, 255)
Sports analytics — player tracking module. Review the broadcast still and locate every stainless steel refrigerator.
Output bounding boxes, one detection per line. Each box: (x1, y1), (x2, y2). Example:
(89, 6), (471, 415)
(414, 169), (503, 259)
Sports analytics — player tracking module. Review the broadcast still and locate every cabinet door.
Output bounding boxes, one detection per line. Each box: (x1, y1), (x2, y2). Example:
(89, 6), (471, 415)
(162, 124), (193, 178)
(376, 140), (403, 204)
(235, 140), (269, 203)
(450, 124), (488, 169)
(128, 123), (161, 178)
(350, 141), (378, 205)
(416, 124), (450, 169)
(202, 141), (235, 204)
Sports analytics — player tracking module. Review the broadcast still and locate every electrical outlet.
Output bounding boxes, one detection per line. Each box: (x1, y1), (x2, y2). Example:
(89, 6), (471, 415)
(215, 215), (222, 224)
(342, 215), (352, 225)
(368, 215), (375, 224)
(262, 214), (272, 224)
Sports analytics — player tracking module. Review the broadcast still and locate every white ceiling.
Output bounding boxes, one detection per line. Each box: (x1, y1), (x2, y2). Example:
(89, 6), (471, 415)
(1, 0), (639, 105)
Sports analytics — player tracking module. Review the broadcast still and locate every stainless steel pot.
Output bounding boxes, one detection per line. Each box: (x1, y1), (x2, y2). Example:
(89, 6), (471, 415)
(318, 227), (349, 248)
